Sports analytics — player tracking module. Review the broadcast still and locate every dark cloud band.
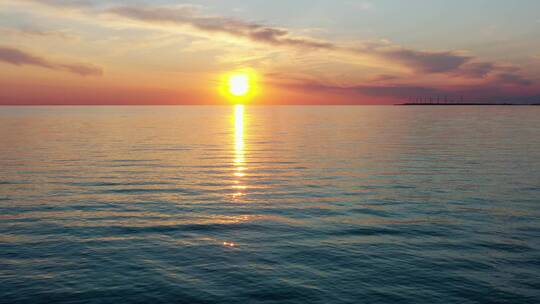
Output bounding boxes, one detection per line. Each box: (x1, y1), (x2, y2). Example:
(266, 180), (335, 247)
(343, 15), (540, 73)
(0, 47), (103, 76)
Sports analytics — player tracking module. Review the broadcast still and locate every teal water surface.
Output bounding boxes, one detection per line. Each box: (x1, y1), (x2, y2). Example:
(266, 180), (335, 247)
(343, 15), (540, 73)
(1, 106), (539, 303)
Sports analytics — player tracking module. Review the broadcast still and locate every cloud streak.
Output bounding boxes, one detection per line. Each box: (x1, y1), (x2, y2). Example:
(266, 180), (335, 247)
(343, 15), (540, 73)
(21, 0), (93, 8)
(494, 73), (532, 86)
(108, 5), (336, 50)
(105, 5), (531, 86)
(379, 49), (471, 73)
(0, 26), (78, 40)
(275, 76), (539, 104)
(280, 80), (446, 99)
(0, 47), (103, 76)
(12, 1), (536, 89)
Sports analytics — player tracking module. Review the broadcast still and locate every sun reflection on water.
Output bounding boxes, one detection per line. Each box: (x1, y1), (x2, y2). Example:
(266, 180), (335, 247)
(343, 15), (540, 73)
(233, 105), (247, 198)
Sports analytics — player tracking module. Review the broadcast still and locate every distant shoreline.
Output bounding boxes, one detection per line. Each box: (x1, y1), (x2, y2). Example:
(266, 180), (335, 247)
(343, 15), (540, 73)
(397, 103), (540, 106)
(0, 103), (539, 106)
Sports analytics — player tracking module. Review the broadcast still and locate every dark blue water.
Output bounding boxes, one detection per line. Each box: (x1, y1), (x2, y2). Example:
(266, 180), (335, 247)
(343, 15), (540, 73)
(1, 106), (539, 303)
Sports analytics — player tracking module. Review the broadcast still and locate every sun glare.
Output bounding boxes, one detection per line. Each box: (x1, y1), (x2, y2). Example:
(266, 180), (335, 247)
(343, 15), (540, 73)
(220, 69), (258, 103)
(229, 74), (250, 97)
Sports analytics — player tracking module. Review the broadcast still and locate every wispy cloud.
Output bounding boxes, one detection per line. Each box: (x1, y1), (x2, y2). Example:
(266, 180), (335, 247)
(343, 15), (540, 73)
(107, 5), (336, 50)
(0, 46), (103, 76)
(277, 79), (539, 104)
(275, 78), (447, 100)
(11, 1), (536, 88)
(0, 26), (78, 40)
(20, 0), (93, 8)
(379, 48), (471, 73)
(104, 5), (531, 86)
(369, 74), (402, 83)
(494, 73), (532, 86)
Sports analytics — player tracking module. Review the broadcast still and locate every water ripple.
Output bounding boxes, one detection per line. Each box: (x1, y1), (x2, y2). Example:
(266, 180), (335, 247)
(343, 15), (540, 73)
(1, 106), (539, 303)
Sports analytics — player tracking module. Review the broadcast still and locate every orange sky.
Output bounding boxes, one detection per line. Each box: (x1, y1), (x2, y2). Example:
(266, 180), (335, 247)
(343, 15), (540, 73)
(1, 0), (540, 105)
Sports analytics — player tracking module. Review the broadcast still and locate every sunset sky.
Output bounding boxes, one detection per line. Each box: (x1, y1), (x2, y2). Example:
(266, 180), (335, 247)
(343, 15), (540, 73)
(1, 0), (540, 104)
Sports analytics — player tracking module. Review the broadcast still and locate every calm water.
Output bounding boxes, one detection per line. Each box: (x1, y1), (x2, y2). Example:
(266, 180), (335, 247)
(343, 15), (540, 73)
(1, 106), (539, 304)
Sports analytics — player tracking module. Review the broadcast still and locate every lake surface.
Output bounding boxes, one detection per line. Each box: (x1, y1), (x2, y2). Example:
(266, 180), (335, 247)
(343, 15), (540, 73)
(1, 106), (539, 304)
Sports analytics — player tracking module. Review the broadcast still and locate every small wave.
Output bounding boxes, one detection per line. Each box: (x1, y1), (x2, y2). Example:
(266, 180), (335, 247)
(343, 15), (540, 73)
(64, 181), (175, 187)
(0, 181), (27, 185)
(350, 208), (392, 217)
(98, 188), (201, 195)
(69, 222), (266, 235)
(330, 226), (403, 237)
(474, 241), (533, 253)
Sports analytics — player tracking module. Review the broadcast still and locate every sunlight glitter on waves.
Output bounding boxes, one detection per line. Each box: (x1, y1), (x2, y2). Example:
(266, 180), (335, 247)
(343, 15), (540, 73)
(232, 104), (248, 198)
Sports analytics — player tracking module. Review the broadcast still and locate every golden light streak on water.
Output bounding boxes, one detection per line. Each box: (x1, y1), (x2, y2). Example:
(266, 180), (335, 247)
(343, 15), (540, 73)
(233, 105), (247, 198)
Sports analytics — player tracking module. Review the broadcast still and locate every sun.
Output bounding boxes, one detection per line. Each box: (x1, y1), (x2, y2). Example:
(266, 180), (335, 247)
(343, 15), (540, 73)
(220, 69), (259, 103)
(228, 74), (250, 97)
